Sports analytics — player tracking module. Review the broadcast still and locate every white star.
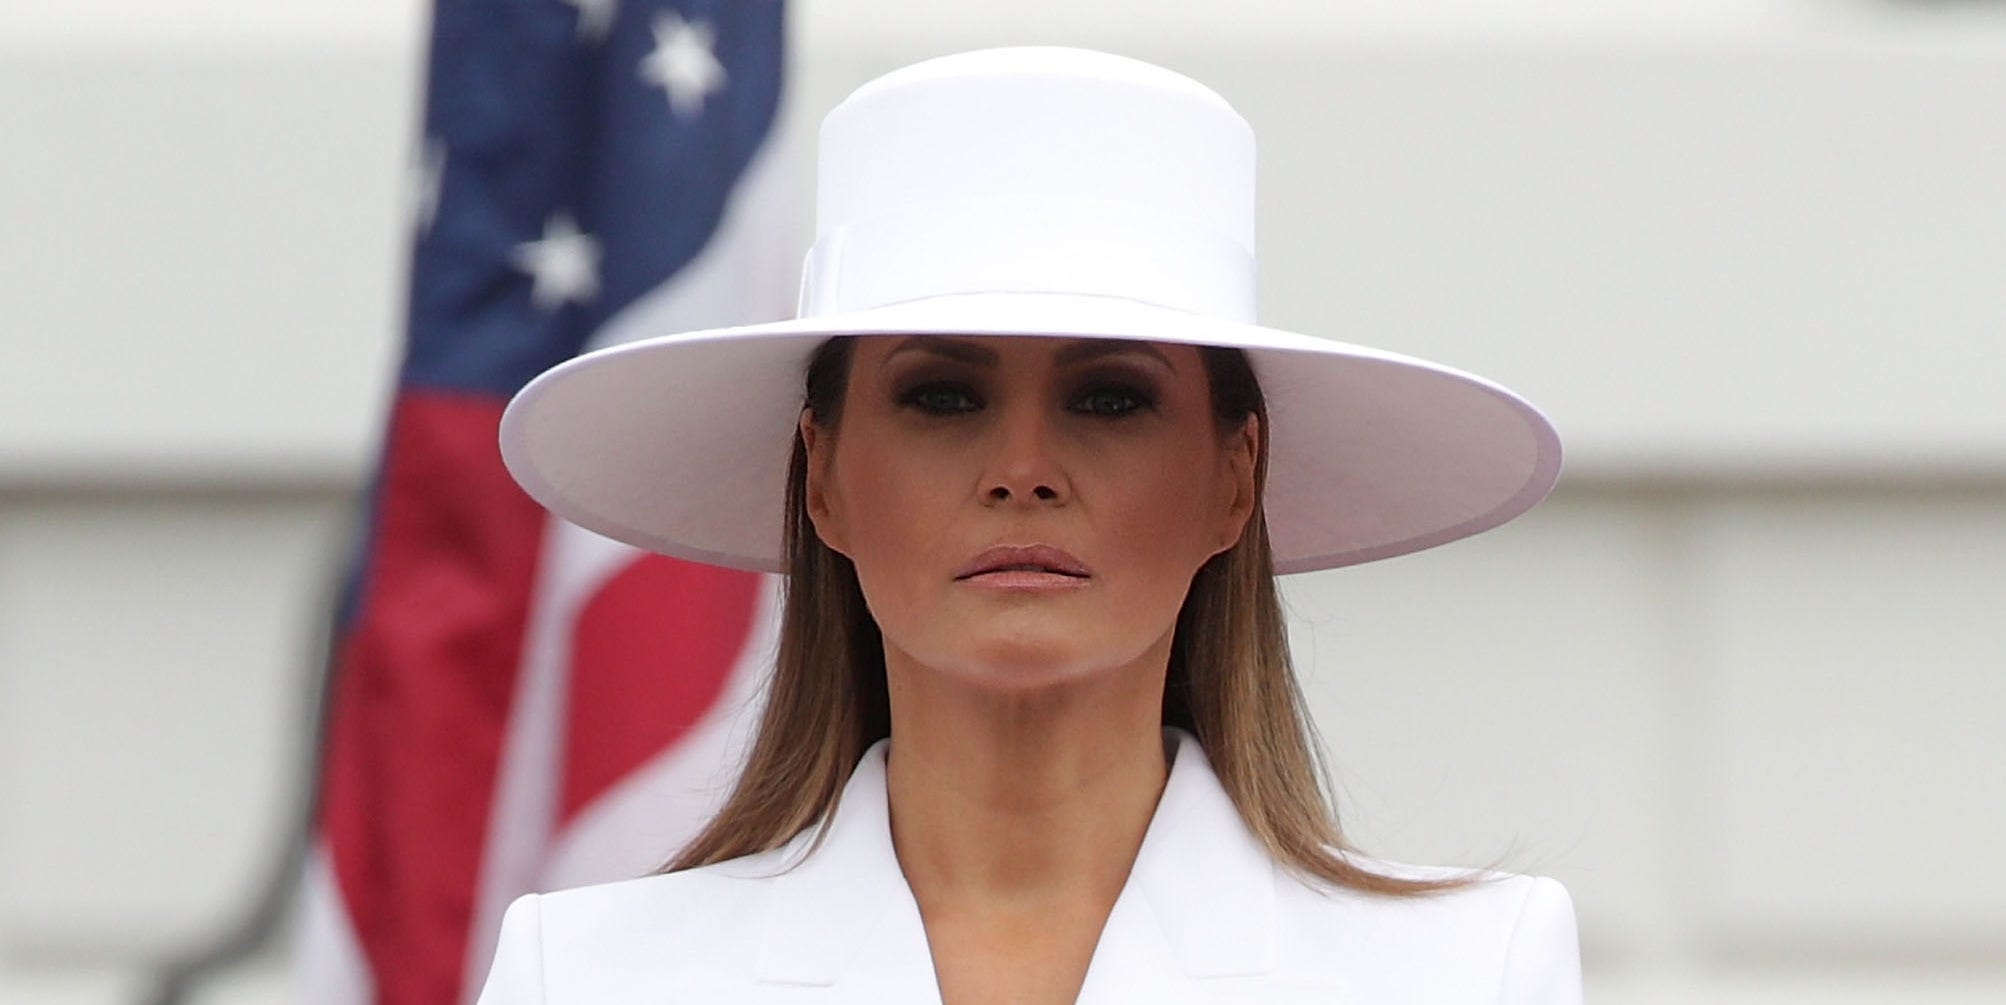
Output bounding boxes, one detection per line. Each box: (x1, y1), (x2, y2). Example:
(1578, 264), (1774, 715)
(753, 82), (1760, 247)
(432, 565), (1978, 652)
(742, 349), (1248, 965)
(512, 212), (601, 311)
(561, 0), (618, 43)
(637, 10), (726, 120)
(412, 138), (445, 233)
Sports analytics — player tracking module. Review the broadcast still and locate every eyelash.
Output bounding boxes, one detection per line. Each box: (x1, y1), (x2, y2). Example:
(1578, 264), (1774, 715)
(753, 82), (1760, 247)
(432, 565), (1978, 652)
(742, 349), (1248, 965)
(895, 380), (1156, 418)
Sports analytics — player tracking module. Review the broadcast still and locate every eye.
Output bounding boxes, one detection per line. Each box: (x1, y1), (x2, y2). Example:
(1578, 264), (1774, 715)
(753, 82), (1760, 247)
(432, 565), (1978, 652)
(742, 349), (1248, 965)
(1071, 382), (1154, 418)
(897, 380), (983, 415)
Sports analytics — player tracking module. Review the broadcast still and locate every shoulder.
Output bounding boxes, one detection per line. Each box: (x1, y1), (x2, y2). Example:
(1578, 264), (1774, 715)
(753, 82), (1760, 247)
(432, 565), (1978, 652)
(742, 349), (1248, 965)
(538, 841), (798, 933)
(473, 841), (804, 1004)
(1269, 851), (1582, 1004)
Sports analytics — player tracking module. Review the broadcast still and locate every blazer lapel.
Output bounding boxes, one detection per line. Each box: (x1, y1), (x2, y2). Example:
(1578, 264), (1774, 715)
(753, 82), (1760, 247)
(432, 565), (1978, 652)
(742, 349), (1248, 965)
(750, 739), (943, 1002)
(1075, 727), (1279, 1002)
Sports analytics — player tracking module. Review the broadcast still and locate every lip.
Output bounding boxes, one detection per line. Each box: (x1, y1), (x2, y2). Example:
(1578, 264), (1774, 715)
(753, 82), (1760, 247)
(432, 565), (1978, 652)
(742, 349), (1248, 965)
(953, 544), (1093, 582)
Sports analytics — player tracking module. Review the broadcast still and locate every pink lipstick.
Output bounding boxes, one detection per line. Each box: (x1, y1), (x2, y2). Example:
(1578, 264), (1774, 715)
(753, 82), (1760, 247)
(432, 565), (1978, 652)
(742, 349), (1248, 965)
(954, 544), (1093, 591)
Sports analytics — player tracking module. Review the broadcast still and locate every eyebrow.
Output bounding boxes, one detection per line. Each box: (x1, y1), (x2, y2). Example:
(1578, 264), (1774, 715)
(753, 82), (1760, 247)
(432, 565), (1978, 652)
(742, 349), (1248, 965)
(879, 336), (1177, 372)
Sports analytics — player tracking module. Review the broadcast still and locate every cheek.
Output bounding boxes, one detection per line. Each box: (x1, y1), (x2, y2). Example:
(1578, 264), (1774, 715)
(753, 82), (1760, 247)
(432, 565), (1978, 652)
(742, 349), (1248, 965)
(1095, 449), (1227, 588)
(827, 435), (962, 599)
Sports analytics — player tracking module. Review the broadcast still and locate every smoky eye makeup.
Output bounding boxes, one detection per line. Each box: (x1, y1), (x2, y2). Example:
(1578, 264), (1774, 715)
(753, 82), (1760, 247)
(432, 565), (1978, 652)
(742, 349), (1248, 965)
(1066, 363), (1163, 414)
(888, 364), (986, 415)
(897, 381), (983, 415)
(881, 355), (1168, 419)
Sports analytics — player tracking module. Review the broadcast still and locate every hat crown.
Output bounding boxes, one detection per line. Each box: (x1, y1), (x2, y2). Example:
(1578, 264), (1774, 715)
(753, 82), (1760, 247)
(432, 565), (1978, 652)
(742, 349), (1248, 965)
(798, 46), (1258, 321)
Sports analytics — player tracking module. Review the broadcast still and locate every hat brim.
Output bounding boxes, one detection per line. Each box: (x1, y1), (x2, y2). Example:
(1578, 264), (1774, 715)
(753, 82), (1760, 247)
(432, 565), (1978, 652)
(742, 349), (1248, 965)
(498, 291), (1562, 575)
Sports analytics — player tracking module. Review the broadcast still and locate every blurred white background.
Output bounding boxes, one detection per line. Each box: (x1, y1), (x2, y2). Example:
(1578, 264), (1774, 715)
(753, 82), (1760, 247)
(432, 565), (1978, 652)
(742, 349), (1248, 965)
(3, 1), (2004, 1002)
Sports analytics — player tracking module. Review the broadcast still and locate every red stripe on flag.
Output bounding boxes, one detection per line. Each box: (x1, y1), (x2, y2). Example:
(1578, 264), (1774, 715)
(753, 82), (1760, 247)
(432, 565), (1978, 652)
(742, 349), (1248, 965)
(316, 392), (547, 1005)
(558, 554), (761, 826)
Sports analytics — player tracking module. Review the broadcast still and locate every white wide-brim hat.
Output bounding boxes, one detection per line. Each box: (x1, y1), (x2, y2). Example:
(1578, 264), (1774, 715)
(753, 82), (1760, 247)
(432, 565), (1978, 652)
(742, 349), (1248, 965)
(500, 46), (1562, 576)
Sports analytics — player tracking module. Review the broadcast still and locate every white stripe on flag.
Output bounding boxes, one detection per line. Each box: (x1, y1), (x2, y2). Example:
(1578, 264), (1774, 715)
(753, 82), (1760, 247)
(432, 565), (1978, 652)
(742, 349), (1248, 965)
(292, 839), (374, 1005)
(459, 522), (633, 1003)
(539, 573), (778, 891)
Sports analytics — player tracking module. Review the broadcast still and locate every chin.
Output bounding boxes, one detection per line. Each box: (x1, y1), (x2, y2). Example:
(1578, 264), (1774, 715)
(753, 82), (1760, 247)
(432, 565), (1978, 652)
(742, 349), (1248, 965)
(928, 634), (1138, 691)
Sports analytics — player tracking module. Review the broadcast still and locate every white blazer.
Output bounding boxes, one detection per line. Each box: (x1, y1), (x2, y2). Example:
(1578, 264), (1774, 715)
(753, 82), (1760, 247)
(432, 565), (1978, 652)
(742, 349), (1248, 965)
(475, 728), (1582, 1003)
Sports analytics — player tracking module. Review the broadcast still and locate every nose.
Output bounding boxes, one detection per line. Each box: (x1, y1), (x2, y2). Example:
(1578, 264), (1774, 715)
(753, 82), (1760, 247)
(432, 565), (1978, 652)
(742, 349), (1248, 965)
(982, 397), (1070, 506)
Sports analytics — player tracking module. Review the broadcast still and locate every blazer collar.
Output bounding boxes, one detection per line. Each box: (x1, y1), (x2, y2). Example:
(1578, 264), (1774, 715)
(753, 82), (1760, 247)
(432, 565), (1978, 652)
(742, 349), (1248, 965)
(751, 726), (1278, 991)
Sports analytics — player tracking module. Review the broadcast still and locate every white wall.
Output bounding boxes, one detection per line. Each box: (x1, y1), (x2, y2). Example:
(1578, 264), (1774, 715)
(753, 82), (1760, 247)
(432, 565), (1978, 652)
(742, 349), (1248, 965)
(3, 3), (2004, 1002)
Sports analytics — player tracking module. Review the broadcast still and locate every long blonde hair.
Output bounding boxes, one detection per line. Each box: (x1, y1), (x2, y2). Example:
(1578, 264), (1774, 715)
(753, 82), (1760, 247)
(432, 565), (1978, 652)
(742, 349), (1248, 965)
(662, 335), (1501, 895)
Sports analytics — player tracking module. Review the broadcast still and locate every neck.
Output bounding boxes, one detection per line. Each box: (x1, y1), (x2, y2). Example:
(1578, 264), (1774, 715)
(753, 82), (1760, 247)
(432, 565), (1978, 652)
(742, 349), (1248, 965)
(880, 641), (1173, 912)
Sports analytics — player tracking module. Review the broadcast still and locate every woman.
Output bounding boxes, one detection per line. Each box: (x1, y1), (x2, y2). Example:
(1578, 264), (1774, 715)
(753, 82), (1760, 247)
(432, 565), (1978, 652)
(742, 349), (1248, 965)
(480, 46), (1577, 1003)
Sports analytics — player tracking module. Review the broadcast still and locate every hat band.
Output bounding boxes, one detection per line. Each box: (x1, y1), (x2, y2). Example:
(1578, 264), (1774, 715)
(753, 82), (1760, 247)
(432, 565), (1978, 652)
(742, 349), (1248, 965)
(797, 199), (1257, 322)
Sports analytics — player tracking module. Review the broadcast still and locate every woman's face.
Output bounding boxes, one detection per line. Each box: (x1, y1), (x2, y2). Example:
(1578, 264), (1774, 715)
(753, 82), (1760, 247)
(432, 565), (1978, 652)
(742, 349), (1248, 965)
(802, 334), (1257, 691)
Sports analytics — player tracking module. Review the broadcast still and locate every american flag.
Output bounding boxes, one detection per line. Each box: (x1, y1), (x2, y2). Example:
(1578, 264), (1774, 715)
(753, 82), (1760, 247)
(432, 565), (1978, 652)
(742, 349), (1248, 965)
(293, 2), (795, 1002)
